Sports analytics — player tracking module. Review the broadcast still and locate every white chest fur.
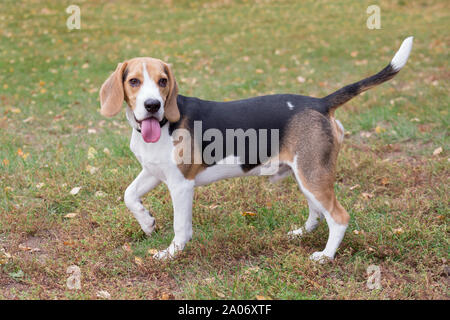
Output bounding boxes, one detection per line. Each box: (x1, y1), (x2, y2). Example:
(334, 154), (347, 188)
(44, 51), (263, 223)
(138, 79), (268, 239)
(129, 125), (179, 183)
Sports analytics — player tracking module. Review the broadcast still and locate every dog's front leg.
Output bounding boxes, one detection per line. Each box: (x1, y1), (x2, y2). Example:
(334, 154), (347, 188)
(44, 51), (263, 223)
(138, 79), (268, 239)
(124, 169), (161, 236)
(153, 179), (195, 260)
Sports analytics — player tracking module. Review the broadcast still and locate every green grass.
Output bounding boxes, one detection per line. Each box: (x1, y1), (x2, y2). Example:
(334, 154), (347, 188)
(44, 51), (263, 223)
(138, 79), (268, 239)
(0, 0), (448, 299)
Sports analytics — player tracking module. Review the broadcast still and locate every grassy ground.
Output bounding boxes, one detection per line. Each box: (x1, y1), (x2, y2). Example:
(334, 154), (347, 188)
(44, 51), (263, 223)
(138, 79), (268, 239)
(0, 0), (448, 299)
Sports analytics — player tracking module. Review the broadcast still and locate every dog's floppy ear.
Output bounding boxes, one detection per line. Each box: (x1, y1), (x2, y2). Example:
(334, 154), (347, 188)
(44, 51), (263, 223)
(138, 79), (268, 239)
(163, 63), (180, 123)
(100, 61), (128, 117)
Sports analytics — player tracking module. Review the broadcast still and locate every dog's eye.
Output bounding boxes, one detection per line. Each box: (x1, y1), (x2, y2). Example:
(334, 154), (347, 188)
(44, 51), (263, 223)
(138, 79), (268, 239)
(158, 78), (167, 88)
(129, 78), (141, 87)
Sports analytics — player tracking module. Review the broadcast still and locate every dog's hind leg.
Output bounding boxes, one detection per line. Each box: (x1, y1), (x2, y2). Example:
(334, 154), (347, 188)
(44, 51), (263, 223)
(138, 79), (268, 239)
(283, 110), (349, 262)
(124, 169), (161, 236)
(290, 156), (349, 263)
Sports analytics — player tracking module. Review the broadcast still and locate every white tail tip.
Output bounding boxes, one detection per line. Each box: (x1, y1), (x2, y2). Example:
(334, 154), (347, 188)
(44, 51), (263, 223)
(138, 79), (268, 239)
(391, 36), (414, 71)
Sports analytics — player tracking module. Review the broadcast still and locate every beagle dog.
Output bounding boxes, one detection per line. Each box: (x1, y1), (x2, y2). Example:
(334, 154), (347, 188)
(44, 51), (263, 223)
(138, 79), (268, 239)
(99, 37), (413, 262)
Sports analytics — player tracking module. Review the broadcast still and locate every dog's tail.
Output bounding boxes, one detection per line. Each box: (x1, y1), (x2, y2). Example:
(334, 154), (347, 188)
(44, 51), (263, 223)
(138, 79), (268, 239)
(322, 37), (413, 113)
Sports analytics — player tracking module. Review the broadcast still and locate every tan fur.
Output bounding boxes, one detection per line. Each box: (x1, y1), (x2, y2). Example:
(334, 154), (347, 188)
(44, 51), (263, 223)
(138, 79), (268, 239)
(100, 62), (128, 117)
(163, 62), (180, 122)
(172, 117), (207, 180)
(282, 109), (349, 225)
(295, 167), (349, 225)
(277, 148), (295, 163)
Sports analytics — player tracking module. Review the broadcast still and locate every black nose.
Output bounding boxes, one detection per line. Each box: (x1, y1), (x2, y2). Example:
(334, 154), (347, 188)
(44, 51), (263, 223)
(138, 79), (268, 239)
(144, 99), (161, 113)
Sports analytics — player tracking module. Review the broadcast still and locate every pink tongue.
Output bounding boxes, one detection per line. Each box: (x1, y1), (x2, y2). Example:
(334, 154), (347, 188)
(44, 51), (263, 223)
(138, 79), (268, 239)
(141, 118), (161, 143)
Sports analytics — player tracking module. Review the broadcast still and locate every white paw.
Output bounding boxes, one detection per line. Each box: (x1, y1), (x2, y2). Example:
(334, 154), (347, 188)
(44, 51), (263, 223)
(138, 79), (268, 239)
(152, 242), (184, 260)
(153, 249), (173, 260)
(287, 227), (304, 239)
(141, 216), (156, 236)
(309, 251), (332, 264)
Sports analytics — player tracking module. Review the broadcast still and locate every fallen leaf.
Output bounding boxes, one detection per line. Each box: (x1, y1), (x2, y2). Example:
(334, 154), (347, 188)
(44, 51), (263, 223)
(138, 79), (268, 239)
(297, 76), (306, 83)
(375, 126), (386, 134)
(160, 292), (172, 300)
(350, 51), (358, 57)
(19, 243), (40, 253)
(96, 290), (111, 299)
(349, 184), (360, 190)
(17, 148), (30, 160)
(147, 248), (158, 255)
(380, 177), (389, 186)
(362, 192), (374, 199)
(70, 187), (82, 195)
(95, 191), (107, 198)
(134, 256), (144, 266)
(122, 243), (132, 253)
(306, 279), (321, 288)
(203, 277), (215, 284)
(18, 244), (32, 251)
(87, 147), (97, 159)
(256, 295), (271, 300)
(242, 211), (257, 217)
(0, 248), (12, 265)
(433, 147), (443, 156)
(36, 182), (45, 189)
(244, 266), (260, 275)
(85, 165), (99, 174)
(393, 227), (404, 235)
(64, 213), (78, 219)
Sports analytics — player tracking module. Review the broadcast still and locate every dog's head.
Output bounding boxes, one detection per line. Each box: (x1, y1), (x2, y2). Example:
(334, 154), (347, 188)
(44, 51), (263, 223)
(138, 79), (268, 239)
(100, 57), (179, 142)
